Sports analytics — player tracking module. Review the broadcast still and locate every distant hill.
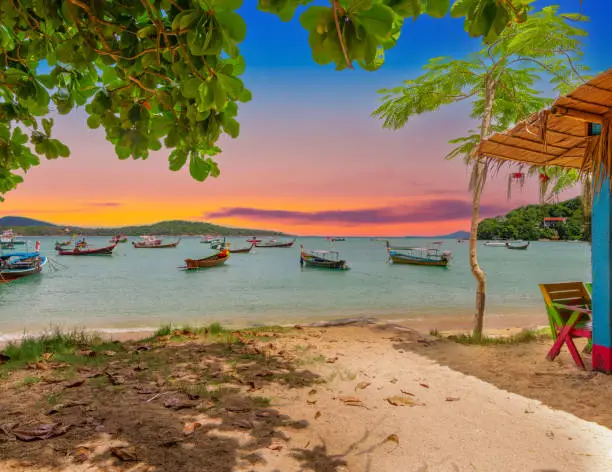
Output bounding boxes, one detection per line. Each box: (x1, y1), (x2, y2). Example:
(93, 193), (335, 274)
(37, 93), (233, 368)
(405, 230), (470, 239)
(0, 218), (286, 237)
(0, 216), (54, 227)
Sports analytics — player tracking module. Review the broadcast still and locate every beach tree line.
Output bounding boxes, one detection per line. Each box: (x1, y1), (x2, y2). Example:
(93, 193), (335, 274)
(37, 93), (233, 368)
(0, 0), (541, 198)
(477, 197), (588, 242)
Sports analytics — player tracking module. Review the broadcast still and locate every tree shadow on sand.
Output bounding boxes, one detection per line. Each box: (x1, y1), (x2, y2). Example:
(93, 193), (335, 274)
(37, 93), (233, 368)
(0, 332), (326, 471)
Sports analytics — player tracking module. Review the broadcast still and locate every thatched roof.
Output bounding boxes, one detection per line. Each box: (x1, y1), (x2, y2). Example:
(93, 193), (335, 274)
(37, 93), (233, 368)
(478, 69), (612, 174)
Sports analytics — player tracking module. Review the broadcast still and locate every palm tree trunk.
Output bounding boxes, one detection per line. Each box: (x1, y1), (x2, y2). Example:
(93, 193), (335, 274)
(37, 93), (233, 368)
(471, 76), (496, 339)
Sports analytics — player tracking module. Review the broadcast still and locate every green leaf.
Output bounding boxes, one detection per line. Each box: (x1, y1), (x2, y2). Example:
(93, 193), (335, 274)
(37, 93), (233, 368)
(87, 114), (101, 129)
(168, 149), (187, 172)
(300, 6), (332, 31)
(11, 127), (28, 146)
(425, 0), (450, 19)
(210, 78), (227, 110)
(238, 88), (252, 102)
(223, 117), (240, 138)
(42, 118), (53, 136)
(189, 153), (210, 181)
(137, 25), (158, 38)
(216, 73), (244, 98)
(212, 0), (243, 10)
(216, 11), (247, 43)
(182, 77), (202, 99)
(356, 5), (395, 38)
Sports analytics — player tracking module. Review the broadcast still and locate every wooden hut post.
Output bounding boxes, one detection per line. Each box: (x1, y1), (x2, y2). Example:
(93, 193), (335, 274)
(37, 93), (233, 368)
(592, 178), (612, 373)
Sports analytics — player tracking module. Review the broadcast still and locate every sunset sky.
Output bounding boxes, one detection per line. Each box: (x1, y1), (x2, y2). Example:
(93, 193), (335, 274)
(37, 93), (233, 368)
(0, 0), (609, 236)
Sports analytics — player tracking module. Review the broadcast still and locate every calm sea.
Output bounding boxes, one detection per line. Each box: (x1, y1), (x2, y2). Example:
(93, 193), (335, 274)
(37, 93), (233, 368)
(0, 237), (592, 337)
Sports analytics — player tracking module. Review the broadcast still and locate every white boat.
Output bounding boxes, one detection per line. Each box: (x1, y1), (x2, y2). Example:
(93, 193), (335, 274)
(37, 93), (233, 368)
(483, 241), (507, 247)
(0, 229), (26, 249)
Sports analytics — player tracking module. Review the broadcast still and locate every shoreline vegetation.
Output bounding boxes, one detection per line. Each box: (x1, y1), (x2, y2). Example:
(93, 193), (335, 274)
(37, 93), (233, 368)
(0, 217), (287, 237)
(0, 321), (610, 471)
(478, 197), (589, 242)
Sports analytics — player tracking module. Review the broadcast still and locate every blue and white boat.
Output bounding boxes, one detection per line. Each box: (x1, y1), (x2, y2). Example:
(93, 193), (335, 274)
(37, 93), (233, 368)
(0, 243), (47, 282)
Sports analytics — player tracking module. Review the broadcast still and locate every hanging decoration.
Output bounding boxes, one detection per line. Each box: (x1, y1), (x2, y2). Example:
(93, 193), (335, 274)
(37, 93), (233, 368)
(507, 172), (526, 200)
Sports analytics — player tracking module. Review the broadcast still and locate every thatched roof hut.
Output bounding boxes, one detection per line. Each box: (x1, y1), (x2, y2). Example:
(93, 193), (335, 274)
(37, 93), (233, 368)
(478, 69), (612, 183)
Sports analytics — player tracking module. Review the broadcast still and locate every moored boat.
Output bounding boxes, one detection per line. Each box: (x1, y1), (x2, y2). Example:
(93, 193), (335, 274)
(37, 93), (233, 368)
(55, 240), (73, 250)
(132, 235), (180, 248)
(327, 237), (345, 242)
(230, 242), (254, 254)
(57, 241), (118, 256)
(182, 248), (230, 270)
(484, 241), (508, 247)
(255, 238), (296, 248)
(209, 237), (226, 250)
(0, 243), (46, 282)
(110, 234), (128, 243)
(0, 229), (26, 249)
(386, 241), (451, 267)
(300, 245), (348, 270)
(506, 241), (530, 250)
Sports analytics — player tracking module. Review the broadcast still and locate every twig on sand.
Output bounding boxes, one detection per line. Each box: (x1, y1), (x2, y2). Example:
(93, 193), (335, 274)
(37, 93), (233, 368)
(145, 391), (172, 403)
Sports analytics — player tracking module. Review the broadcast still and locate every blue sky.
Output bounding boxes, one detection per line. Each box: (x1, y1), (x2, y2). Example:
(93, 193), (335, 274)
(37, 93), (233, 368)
(4, 0), (610, 234)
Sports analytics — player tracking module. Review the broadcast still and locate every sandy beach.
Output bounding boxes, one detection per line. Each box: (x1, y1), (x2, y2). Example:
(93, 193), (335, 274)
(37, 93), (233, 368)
(0, 321), (610, 472)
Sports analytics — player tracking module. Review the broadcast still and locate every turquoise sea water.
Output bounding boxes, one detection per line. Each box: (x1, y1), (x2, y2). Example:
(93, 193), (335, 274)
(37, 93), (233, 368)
(0, 237), (592, 337)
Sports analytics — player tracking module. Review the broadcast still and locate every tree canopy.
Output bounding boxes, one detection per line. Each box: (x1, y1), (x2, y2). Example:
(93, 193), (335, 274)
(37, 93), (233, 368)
(0, 0), (537, 199)
(477, 197), (588, 241)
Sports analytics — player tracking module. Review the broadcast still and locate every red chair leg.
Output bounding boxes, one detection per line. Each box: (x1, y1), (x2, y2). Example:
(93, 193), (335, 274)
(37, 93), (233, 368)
(547, 325), (573, 360)
(564, 335), (585, 369)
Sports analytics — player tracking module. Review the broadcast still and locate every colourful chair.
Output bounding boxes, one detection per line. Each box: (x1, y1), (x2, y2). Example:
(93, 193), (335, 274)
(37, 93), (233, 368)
(539, 282), (592, 369)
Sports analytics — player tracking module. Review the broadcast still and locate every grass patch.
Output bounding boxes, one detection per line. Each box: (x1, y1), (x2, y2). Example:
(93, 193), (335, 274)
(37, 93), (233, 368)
(429, 328), (440, 337)
(154, 325), (173, 337)
(449, 328), (548, 346)
(209, 322), (224, 336)
(0, 328), (110, 371)
(44, 393), (63, 406)
(251, 396), (271, 408)
(15, 376), (41, 388)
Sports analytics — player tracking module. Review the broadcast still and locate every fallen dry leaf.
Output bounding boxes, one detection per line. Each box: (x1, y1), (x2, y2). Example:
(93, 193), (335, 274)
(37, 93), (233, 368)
(183, 422), (202, 436)
(326, 357), (339, 364)
(386, 396), (423, 407)
(384, 434), (399, 445)
(419, 383), (429, 389)
(355, 381), (371, 391)
(11, 423), (71, 441)
(64, 379), (85, 389)
(308, 389), (317, 396)
(268, 440), (284, 451)
(164, 396), (194, 410)
(314, 411), (321, 420)
(134, 363), (148, 372)
(445, 397), (460, 402)
(390, 378), (398, 384)
(400, 390), (415, 396)
(103, 350), (116, 357)
(111, 446), (138, 461)
(134, 385), (157, 395)
(77, 350), (96, 357)
(42, 353), (54, 361)
(338, 396), (365, 408)
(73, 447), (90, 463)
(105, 372), (125, 385)
(306, 399), (317, 405)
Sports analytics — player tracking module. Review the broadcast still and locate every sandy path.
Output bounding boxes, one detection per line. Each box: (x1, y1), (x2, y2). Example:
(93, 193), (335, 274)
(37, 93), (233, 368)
(257, 328), (612, 472)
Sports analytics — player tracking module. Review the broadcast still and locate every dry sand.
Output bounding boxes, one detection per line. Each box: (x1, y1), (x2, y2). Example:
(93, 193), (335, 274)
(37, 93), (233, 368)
(0, 324), (611, 472)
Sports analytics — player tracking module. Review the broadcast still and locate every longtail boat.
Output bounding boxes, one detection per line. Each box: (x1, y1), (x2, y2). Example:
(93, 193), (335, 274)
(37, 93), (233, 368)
(230, 243), (254, 254)
(484, 241), (507, 247)
(182, 249), (230, 270)
(506, 241), (530, 250)
(54, 240), (73, 250)
(57, 242), (118, 256)
(209, 237), (226, 250)
(132, 235), (180, 248)
(300, 245), (348, 270)
(386, 241), (451, 267)
(255, 238), (296, 248)
(0, 243), (47, 282)
(1, 229), (26, 249)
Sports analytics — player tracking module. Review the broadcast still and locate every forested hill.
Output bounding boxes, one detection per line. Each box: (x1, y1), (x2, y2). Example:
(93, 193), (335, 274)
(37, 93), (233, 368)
(477, 197), (588, 241)
(0, 218), (285, 237)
